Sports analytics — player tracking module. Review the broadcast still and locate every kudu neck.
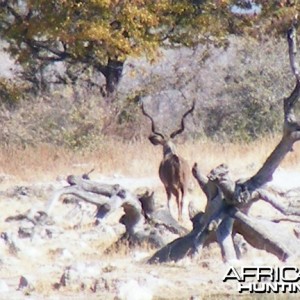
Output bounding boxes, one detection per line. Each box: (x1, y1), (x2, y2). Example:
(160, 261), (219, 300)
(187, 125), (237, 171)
(163, 141), (177, 157)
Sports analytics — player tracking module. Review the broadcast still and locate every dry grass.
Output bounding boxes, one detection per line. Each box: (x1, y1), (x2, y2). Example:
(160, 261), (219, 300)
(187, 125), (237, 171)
(0, 140), (158, 184)
(1, 134), (300, 218)
(0, 135), (300, 184)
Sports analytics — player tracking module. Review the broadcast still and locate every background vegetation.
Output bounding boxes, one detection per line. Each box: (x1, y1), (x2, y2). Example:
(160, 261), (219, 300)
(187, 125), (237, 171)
(0, 1), (299, 149)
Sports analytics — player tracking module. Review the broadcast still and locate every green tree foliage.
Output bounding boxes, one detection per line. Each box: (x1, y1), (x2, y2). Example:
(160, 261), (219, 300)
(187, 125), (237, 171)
(0, 77), (24, 106)
(0, 0), (299, 96)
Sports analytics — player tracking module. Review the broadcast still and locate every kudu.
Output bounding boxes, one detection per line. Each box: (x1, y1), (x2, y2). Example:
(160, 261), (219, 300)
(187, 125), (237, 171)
(141, 101), (195, 221)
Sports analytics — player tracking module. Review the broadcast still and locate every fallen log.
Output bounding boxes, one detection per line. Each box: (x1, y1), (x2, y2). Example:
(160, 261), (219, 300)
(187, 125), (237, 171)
(46, 175), (188, 250)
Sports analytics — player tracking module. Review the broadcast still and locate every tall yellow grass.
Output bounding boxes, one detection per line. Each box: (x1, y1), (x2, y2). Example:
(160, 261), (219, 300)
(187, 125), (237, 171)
(0, 135), (300, 184)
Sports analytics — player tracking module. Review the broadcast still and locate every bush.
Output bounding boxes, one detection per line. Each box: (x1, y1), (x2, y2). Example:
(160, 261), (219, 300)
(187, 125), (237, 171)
(0, 36), (294, 147)
(0, 78), (24, 107)
(118, 36), (291, 142)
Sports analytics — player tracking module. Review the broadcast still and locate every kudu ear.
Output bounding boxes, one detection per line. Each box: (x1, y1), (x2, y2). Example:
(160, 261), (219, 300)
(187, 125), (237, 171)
(148, 134), (165, 146)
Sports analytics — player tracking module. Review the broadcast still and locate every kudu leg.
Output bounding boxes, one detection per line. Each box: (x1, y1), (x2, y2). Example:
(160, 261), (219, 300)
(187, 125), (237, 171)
(179, 187), (185, 222)
(173, 189), (182, 222)
(165, 188), (172, 211)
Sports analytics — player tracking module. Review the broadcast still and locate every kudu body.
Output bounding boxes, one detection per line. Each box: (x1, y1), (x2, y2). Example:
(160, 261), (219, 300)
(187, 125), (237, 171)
(142, 101), (195, 221)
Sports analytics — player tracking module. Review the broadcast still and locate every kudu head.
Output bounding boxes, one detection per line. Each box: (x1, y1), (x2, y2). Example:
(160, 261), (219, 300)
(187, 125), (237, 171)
(141, 101), (195, 156)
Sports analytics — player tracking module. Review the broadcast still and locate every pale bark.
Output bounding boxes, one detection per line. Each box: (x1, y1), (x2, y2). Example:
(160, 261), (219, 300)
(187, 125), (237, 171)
(46, 175), (187, 249)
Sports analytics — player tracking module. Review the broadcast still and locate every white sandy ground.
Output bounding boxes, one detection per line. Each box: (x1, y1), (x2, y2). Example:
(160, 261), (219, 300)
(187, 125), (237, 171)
(0, 168), (299, 299)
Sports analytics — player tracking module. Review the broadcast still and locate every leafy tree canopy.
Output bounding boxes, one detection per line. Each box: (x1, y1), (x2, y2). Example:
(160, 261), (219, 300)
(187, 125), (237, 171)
(0, 0), (299, 95)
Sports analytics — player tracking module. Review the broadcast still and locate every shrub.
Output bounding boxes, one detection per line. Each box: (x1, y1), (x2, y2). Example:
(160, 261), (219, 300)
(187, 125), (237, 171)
(0, 78), (24, 107)
(0, 36), (294, 147)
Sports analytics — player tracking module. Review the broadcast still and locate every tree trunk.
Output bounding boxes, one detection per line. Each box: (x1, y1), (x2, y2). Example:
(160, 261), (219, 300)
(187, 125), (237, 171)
(104, 59), (124, 97)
